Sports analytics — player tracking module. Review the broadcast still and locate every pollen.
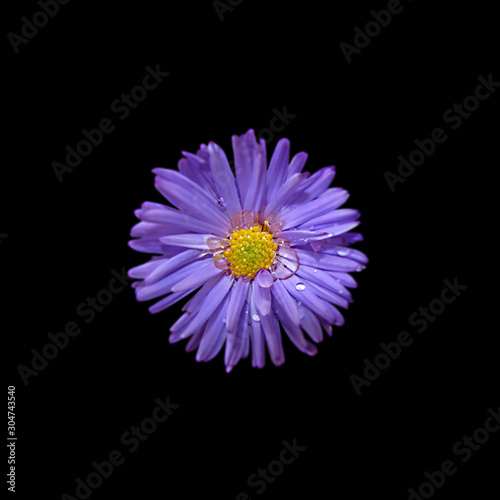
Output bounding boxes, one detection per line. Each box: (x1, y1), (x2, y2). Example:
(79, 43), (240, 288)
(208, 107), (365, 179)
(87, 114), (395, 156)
(225, 225), (278, 277)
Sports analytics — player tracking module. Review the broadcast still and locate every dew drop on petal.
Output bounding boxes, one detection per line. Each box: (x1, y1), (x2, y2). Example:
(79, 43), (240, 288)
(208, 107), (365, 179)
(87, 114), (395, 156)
(218, 197), (227, 208)
(295, 282), (306, 291)
(252, 313), (261, 322)
(337, 248), (350, 256)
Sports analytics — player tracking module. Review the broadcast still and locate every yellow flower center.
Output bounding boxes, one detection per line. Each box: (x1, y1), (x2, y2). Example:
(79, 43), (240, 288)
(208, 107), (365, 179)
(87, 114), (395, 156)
(224, 225), (278, 278)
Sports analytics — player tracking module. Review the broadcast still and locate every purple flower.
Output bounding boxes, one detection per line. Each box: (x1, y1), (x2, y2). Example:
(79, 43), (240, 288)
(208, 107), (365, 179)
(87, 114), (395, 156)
(128, 129), (367, 372)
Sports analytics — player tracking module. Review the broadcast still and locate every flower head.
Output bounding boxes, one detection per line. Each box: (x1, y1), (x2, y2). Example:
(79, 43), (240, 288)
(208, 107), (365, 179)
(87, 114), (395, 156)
(128, 129), (367, 372)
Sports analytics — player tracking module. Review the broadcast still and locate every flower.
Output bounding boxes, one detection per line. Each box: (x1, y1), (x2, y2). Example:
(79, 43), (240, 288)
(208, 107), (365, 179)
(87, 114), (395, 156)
(128, 129), (367, 372)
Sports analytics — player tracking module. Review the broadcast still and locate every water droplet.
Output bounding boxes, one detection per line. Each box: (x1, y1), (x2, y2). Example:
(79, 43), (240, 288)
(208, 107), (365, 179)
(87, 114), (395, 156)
(218, 197), (226, 208)
(337, 248), (350, 256)
(309, 225), (316, 231)
(355, 265), (364, 272)
(222, 318), (227, 324)
(313, 269), (318, 273)
(252, 313), (260, 322)
(295, 282), (306, 291)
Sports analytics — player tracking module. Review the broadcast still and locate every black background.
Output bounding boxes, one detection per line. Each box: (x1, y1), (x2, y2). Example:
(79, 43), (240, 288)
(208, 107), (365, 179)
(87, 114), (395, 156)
(4, 1), (499, 499)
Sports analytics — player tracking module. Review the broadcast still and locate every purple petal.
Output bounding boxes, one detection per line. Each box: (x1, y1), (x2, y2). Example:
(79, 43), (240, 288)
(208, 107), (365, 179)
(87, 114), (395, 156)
(275, 303), (318, 356)
(170, 312), (191, 335)
(271, 280), (300, 325)
(298, 209), (360, 230)
(242, 316), (250, 360)
(243, 150), (267, 214)
(286, 152), (308, 180)
(135, 203), (225, 236)
(177, 156), (213, 193)
(225, 305), (249, 372)
(261, 310), (285, 366)
(176, 157), (199, 187)
(266, 139), (290, 202)
(144, 249), (203, 284)
(182, 270), (220, 313)
(232, 130), (254, 201)
(322, 247), (369, 264)
(159, 233), (212, 250)
(322, 233), (364, 246)
(207, 142), (242, 216)
(256, 269), (274, 288)
(226, 279), (250, 334)
(254, 281), (271, 317)
(318, 317), (333, 338)
(232, 130), (266, 207)
(128, 239), (164, 254)
(298, 305), (323, 343)
(281, 188), (349, 230)
(273, 246), (299, 280)
(171, 259), (221, 292)
(282, 275), (341, 325)
(136, 259), (210, 301)
(128, 259), (167, 279)
(196, 296), (229, 362)
(295, 248), (365, 272)
(330, 272), (358, 288)
(148, 289), (194, 314)
(277, 229), (332, 246)
(181, 151), (216, 192)
(302, 280), (350, 310)
(295, 264), (353, 302)
(294, 166), (336, 205)
(130, 222), (179, 238)
(309, 221), (360, 238)
(264, 172), (309, 220)
(249, 286), (266, 368)
(185, 327), (205, 352)
(154, 174), (229, 228)
(177, 274), (232, 339)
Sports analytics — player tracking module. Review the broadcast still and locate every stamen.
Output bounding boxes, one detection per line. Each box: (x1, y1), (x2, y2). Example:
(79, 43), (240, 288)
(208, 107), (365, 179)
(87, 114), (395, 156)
(223, 224), (278, 278)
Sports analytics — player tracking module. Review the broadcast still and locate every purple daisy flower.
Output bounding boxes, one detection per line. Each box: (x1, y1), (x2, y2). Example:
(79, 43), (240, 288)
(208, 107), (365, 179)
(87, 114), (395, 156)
(128, 129), (367, 372)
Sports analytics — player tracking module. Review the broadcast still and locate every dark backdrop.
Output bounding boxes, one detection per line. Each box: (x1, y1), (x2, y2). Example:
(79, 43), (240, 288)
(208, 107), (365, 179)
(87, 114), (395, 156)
(4, 1), (498, 499)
